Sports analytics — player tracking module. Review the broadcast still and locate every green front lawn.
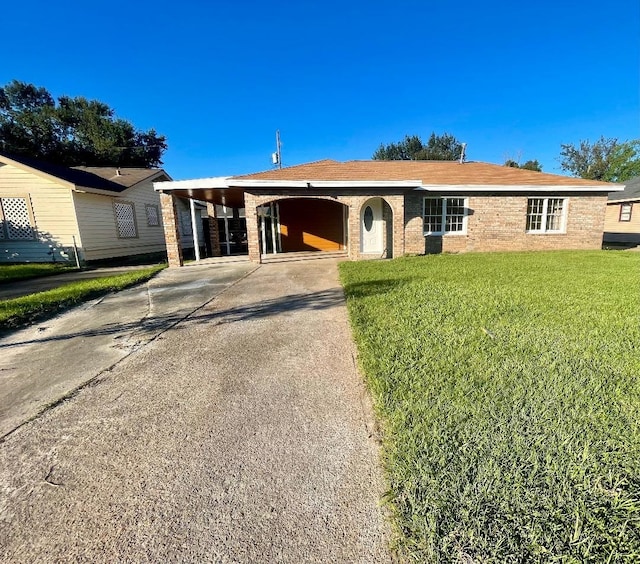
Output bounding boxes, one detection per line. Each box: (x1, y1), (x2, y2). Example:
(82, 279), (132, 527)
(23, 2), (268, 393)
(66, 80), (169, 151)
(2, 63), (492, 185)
(0, 264), (166, 330)
(0, 263), (74, 283)
(340, 251), (640, 562)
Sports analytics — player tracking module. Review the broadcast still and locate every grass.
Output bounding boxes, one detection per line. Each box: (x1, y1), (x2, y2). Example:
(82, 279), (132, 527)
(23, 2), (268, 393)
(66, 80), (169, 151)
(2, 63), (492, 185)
(0, 264), (166, 330)
(339, 251), (640, 563)
(0, 263), (74, 283)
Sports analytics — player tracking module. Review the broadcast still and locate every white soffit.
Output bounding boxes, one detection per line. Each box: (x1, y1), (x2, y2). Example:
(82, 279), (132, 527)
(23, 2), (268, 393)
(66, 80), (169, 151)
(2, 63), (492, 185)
(415, 184), (622, 192)
(153, 176), (232, 191)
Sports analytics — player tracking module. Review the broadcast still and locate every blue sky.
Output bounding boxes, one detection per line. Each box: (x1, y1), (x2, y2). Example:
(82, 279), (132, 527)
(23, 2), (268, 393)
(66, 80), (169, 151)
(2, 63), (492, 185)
(2, 0), (638, 179)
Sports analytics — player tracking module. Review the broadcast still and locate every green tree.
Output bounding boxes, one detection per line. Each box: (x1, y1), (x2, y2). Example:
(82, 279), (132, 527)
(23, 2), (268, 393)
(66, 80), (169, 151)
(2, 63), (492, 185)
(504, 158), (542, 172)
(373, 132), (464, 161)
(607, 140), (640, 182)
(0, 80), (167, 167)
(559, 136), (640, 182)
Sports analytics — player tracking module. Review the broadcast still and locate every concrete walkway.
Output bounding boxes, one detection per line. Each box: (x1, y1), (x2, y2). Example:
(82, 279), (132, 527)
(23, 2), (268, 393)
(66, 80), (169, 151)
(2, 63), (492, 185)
(0, 258), (391, 562)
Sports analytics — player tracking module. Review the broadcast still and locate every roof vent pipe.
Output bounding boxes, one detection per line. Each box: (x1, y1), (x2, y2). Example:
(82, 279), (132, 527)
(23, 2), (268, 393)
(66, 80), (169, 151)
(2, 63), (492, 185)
(459, 143), (467, 164)
(116, 168), (121, 176)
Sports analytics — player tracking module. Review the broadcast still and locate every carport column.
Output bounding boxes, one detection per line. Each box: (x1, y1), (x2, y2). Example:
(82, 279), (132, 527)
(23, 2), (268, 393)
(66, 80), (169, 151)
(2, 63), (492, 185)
(243, 192), (262, 263)
(160, 192), (184, 267)
(206, 203), (222, 257)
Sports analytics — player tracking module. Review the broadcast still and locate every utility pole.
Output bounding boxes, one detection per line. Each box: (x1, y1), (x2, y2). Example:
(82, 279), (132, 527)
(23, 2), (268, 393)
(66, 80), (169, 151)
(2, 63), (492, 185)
(272, 130), (282, 169)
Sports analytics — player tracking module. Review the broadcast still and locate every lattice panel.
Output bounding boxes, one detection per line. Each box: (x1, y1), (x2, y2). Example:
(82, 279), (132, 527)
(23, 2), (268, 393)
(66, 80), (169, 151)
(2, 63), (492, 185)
(2, 197), (34, 240)
(145, 204), (160, 226)
(114, 201), (137, 238)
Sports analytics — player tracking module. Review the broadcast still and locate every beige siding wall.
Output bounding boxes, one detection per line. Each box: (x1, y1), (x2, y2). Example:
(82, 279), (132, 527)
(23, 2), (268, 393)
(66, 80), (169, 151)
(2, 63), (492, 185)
(0, 163), (80, 263)
(73, 179), (167, 261)
(405, 192), (607, 254)
(603, 201), (640, 243)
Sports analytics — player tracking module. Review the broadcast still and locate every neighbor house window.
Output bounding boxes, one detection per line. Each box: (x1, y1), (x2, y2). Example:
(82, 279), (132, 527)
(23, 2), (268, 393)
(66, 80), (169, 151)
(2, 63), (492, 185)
(526, 198), (567, 233)
(113, 200), (138, 238)
(423, 197), (468, 235)
(145, 203), (160, 226)
(619, 203), (633, 222)
(0, 196), (35, 240)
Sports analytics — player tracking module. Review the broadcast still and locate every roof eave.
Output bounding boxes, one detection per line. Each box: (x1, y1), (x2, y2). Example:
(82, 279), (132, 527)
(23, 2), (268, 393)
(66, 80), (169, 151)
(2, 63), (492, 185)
(153, 176), (232, 191)
(415, 184), (619, 192)
(73, 185), (126, 196)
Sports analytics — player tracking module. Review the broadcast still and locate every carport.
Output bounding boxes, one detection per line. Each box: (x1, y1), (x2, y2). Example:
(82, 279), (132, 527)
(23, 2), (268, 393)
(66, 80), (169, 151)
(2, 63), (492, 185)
(154, 177), (247, 267)
(154, 180), (353, 267)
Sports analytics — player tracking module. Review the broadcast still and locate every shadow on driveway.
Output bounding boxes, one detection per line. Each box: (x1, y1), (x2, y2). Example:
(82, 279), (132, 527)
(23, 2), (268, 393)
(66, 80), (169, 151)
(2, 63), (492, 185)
(0, 288), (345, 349)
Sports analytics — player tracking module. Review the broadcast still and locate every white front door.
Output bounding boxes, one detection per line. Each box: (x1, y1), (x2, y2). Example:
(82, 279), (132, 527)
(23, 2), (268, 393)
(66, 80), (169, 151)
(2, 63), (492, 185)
(361, 198), (383, 254)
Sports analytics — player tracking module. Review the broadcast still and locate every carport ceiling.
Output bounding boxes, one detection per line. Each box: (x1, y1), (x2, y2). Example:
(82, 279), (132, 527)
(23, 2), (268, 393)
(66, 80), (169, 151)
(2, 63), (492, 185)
(168, 187), (246, 208)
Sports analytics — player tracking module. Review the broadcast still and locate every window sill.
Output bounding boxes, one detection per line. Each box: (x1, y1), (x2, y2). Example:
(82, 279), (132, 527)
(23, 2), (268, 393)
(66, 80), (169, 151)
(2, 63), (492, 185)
(423, 232), (467, 237)
(525, 231), (566, 235)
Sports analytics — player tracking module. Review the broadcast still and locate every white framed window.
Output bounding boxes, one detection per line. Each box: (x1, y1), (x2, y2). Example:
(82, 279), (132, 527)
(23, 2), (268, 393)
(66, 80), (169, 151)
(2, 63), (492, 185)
(619, 203), (633, 222)
(0, 196), (36, 240)
(113, 200), (138, 238)
(145, 203), (160, 226)
(423, 197), (468, 235)
(526, 198), (567, 233)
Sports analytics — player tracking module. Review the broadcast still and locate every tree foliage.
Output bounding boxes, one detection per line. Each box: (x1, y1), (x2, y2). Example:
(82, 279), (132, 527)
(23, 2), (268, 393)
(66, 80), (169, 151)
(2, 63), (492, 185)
(373, 133), (464, 161)
(0, 80), (167, 167)
(504, 159), (542, 172)
(559, 136), (640, 182)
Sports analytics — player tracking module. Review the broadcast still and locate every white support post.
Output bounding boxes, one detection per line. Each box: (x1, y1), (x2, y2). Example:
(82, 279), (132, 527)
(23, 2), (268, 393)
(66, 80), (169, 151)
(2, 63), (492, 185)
(189, 198), (201, 261)
(276, 202), (282, 252)
(223, 205), (231, 255)
(259, 207), (267, 255)
(270, 202), (277, 254)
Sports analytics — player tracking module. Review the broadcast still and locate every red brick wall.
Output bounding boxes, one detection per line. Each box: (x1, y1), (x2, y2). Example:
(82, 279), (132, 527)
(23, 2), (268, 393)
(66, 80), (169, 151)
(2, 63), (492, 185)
(405, 192), (607, 254)
(242, 190), (606, 264)
(159, 192), (183, 267)
(244, 191), (405, 262)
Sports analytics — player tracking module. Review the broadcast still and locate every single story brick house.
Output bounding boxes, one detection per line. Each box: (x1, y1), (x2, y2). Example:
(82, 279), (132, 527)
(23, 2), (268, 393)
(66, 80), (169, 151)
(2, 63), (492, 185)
(0, 152), (171, 263)
(603, 176), (640, 245)
(153, 159), (619, 267)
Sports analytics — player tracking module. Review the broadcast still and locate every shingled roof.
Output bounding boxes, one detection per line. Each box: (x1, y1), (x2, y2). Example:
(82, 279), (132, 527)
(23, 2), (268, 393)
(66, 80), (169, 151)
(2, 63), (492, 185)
(234, 159), (614, 187)
(0, 151), (167, 192)
(608, 177), (640, 201)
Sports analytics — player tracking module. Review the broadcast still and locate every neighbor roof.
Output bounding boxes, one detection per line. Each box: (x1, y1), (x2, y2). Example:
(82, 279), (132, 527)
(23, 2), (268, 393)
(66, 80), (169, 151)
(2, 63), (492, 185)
(234, 159), (615, 187)
(608, 177), (640, 202)
(72, 166), (167, 189)
(0, 151), (168, 193)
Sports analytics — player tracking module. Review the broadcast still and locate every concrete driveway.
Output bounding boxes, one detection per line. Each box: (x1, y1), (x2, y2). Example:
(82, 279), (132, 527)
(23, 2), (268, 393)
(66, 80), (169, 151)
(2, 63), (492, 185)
(0, 257), (391, 562)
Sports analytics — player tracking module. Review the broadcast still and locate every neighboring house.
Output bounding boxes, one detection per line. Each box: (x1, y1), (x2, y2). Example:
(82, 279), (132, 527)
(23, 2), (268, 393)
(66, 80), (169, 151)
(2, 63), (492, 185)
(603, 176), (640, 245)
(0, 152), (171, 263)
(153, 159), (618, 267)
